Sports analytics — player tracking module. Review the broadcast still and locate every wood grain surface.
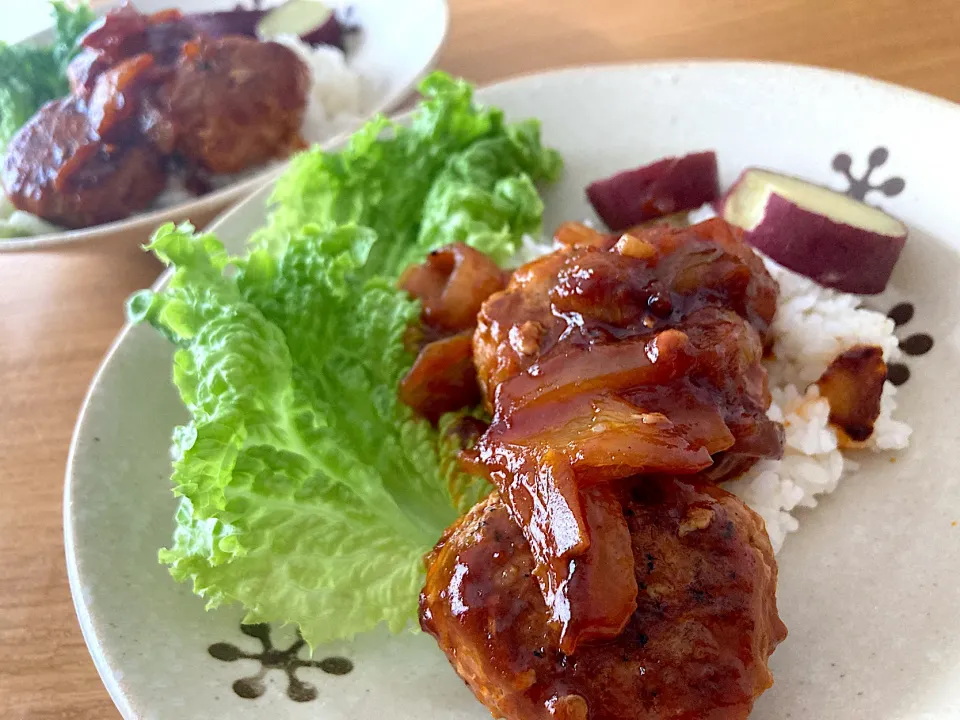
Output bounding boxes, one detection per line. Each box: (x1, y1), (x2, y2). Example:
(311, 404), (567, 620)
(2, 0), (959, 717)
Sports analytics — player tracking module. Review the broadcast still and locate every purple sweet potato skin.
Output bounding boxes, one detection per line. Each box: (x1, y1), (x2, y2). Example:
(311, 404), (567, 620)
(743, 193), (906, 294)
(300, 14), (345, 50)
(187, 10), (345, 50)
(187, 11), (265, 39)
(586, 151), (719, 231)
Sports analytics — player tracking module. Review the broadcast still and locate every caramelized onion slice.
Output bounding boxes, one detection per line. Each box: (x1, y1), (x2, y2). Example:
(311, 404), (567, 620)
(86, 53), (156, 139)
(482, 450), (636, 655)
(549, 485), (637, 654)
(553, 221), (614, 250)
(817, 345), (887, 443)
(81, 5), (149, 59)
(495, 329), (693, 414)
(399, 242), (507, 333)
(480, 391), (731, 485)
(472, 389), (737, 653)
(399, 331), (480, 424)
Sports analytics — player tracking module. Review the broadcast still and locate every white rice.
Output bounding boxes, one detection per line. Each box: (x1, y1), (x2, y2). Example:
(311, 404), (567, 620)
(517, 216), (911, 554)
(273, 35), (364, 144)
(724, 257), (911, 552)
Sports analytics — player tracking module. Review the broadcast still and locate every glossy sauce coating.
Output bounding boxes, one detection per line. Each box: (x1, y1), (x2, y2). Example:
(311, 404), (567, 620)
(398, 243), (508, 422)
(468, 219), (783, 650)
(816, 344), (887, 444)
(0, 97), (165, 229)
(2, 4), (310, 229)
(420, 477), (787, 720)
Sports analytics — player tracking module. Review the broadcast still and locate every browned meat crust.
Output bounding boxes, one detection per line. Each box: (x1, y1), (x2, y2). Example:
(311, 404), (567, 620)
(1, 97), (165, 229)
(421, 477), (787, 720)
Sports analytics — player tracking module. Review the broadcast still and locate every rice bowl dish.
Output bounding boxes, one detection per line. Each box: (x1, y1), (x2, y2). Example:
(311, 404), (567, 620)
(0, 1), (365, 239)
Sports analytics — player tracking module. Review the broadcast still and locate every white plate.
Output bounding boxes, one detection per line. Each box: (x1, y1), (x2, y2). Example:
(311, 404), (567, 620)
(65, 62), (960, 720)
(0, 0), (448, 253)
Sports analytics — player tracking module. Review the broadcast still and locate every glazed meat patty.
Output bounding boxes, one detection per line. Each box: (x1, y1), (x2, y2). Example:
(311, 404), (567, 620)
(68, 6), (198, 97)
(1, 98), (166, 229)
(165, 36), (310, 174)
(6, 4), (312, 229)
(420, 477), (787, 720)
(462, 219), (783, 650)
(473, 218), (779, 404)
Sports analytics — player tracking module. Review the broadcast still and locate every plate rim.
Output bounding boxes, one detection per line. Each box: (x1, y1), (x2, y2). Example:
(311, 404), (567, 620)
(63, 58), (960, 719)
(461, 57), (960, 115)
(0, 0), (450, 253)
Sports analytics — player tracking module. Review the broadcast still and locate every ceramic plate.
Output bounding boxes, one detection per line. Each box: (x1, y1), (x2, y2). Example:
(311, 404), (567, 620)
(0, 0), (448, 253)
(65, 62), (960, 720)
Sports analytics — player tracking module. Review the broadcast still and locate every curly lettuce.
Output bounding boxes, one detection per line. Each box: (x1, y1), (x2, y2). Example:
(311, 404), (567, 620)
(0, 1), (95, 151)
(128, 73), (562, 647)
(253, 73), (562, 270)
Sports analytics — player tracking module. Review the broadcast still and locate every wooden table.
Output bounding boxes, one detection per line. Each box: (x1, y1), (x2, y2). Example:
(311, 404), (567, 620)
(2, 0), (959, 717)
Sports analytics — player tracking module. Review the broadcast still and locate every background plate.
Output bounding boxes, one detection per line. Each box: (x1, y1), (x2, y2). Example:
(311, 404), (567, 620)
(66, 62), (960, 719)
(0, 0), (448, 252)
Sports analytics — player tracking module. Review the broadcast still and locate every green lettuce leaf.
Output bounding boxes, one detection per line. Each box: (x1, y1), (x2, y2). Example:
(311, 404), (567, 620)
(0, 1), (94, 151)
(130, 74), (562, 647)
(253, 72), (562, 271)
(51, 0), (96, 72)
(131, 223), (473, 643)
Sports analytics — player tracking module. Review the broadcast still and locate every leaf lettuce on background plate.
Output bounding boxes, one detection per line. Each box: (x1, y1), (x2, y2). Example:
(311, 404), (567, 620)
(0, 1), (95, 152)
